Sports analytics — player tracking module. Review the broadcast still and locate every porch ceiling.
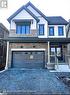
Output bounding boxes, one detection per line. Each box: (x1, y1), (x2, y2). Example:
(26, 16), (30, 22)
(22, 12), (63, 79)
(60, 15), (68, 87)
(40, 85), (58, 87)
(2, 37), (70, 44)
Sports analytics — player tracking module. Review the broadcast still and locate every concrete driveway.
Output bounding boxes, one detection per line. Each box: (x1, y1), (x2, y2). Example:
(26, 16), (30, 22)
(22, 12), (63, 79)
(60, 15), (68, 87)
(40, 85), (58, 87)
(0, 69), (70, 94)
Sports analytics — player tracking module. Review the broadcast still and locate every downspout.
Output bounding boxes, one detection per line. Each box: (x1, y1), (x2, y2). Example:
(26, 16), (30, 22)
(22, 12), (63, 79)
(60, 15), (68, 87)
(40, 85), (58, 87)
(66, 19), (70, 68)
(36, 21), (39, 37)
(5, 41), (9, 70)
(66, 19), (70, 37)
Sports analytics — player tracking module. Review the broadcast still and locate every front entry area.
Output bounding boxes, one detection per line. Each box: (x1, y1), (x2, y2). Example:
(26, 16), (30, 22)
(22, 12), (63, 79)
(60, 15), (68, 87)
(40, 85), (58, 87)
(50, 44), (67, 64)
(12, 51), (45, 69)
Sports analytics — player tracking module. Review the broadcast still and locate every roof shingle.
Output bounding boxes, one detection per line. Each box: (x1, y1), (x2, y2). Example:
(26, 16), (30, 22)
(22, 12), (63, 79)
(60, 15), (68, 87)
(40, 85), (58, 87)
(46, 16), (68, 25)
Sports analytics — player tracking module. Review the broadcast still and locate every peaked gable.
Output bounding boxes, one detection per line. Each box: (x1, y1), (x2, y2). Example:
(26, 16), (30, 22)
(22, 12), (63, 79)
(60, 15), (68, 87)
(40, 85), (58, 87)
(7, 1), (68, 25)
(25, 2), (48, 21)
(27, 5), (41, 17)
(7, 4), (39, 23)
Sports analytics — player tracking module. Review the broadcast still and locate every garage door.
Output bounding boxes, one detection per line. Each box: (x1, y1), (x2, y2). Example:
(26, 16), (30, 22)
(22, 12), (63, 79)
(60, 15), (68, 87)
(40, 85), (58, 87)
(12, 51), (45, 68)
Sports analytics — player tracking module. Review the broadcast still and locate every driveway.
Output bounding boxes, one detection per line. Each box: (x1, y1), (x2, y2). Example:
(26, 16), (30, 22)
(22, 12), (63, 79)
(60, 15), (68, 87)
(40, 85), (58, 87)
(0, 69), (70, 94)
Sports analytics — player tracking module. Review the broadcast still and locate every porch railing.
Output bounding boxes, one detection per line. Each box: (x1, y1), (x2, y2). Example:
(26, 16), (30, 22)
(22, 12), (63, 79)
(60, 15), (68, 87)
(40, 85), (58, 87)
(49, 52), (70, 68)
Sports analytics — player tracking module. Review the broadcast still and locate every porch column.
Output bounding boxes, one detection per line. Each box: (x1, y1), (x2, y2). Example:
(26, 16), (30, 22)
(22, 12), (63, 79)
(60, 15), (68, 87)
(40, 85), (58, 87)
(48, 41), (50, 64)
(5, 41), (9, 70)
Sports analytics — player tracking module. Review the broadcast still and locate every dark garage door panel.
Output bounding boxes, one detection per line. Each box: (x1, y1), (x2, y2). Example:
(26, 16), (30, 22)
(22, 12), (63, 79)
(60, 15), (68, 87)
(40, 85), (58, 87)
(12, 51), (45, 68)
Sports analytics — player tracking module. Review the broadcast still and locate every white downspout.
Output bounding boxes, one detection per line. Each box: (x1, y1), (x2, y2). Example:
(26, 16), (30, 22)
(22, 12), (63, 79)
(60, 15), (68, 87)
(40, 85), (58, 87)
(5, 41), (9, 70)
(48, 41), (50, 64)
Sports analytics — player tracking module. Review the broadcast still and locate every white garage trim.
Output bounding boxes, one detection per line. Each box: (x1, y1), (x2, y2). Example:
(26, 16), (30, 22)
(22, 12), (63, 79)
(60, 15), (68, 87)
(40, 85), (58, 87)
(11, 49), (46, 68)
(10, 48), (46, 68)
(11, 48), (46, 51)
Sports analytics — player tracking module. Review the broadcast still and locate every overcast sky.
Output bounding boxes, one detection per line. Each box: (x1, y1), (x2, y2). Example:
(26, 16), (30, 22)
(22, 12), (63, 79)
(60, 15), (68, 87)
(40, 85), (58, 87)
(0, 0), (70, 30)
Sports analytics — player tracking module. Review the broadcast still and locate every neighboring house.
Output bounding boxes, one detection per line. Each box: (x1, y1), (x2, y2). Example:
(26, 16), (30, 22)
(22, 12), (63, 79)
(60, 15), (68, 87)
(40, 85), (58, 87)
(0, 23), (9, 70)
(0, 23), (8, 38)
(5, 1), (70, 70)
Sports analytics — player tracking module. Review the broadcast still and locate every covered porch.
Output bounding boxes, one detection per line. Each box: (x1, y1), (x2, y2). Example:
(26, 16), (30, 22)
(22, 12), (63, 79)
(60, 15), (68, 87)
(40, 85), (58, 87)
(47, 38), (70, 70)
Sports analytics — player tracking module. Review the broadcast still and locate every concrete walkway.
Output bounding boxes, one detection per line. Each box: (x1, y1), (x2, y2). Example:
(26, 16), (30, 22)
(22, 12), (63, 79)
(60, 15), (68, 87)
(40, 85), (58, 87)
(50, 65), (70, 72)
(0, 69), (70, 94)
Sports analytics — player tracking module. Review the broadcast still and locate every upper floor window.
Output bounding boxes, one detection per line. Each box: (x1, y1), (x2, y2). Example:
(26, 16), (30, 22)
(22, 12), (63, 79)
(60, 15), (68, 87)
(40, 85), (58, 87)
(58, 26), (64, 36)
(16, 23), (30, 34)
(16, 25), (21, 34)
(39, 24), (44, 35)
(49, 27), (54, 36)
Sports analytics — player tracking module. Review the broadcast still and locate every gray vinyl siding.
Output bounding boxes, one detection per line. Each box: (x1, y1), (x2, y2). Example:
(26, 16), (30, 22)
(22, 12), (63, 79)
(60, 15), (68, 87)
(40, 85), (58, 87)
(0, 27), (4, 38)
(0, 24), (9, 38)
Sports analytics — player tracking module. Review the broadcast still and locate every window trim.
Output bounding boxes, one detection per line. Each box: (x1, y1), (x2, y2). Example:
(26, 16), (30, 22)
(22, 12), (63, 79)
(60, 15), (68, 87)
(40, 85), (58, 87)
(49, 27), (54, 36)
(39, 24), (44, 35)
(58, 26), (64, 36)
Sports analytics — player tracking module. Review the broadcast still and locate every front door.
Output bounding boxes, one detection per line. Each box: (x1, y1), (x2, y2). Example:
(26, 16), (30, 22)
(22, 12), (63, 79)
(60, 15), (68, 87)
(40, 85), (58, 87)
(50, 45), (65, 63)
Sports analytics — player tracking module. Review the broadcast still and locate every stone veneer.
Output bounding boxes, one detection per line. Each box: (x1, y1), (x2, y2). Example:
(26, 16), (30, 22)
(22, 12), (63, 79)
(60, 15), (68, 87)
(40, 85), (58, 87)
(9, 29), (37, 37)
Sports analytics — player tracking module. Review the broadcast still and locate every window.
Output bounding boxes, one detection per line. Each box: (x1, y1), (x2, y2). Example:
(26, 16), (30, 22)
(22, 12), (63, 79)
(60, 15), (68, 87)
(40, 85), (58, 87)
(58, 26), (64, 36)
(26, 25), (30, 34)
(39, 24), (44, 35)
(22, 26), (25, 34)
(57, 48), (61, 56)
(49, 27), (54, 36)
(16, 25), (21, 34)
(16, 24), (30, 34)
(50, 47), (55, 55)
(50, 46), (62, 56)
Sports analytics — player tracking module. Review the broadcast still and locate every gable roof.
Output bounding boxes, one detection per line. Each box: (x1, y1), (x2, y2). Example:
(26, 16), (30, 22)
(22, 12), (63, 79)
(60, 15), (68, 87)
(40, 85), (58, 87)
(7, 6), (39, 23)
(7, 2), (68, 25)
(7, 1), (47, 23)
(24, 7), (39, 22)
(25, 2), (48, 21)
(46, 16), (68, 25)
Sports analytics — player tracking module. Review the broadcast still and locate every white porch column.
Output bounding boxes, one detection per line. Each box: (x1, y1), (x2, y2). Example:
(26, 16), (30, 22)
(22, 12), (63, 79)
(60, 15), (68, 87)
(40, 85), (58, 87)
(48, 41), (50, 64)
(5, 41), (9, 70)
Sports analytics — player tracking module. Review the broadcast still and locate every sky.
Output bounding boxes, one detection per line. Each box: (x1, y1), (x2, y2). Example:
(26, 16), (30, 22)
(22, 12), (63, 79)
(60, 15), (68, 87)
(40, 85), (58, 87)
(0, 0), (70, 30)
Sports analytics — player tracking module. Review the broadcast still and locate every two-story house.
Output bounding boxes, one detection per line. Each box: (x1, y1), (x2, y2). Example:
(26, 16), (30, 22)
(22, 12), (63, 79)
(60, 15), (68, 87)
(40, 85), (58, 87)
(5, 2), (69, 70)
(0, 23), (9, 70)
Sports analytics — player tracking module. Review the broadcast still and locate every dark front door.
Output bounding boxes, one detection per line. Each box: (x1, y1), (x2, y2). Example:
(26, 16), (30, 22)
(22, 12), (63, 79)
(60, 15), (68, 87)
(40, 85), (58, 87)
(12, 51), (45, 68)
